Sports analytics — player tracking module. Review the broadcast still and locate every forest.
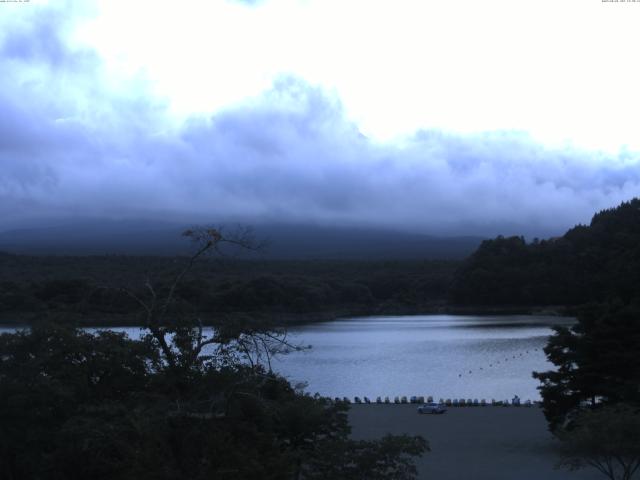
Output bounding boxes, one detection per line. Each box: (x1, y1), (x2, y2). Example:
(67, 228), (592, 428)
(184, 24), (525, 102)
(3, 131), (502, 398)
(0, 255), (458, 326)
(4, 199), (640, 325)
(451, 198), (640, 307)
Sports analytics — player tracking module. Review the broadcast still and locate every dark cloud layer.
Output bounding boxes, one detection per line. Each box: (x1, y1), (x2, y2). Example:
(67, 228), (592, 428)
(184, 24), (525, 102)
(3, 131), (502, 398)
(1, 4), (639, 237)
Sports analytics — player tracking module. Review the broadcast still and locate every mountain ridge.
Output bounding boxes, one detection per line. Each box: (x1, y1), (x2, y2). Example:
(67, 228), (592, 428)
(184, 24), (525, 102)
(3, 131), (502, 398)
(0, 220), (484, 260)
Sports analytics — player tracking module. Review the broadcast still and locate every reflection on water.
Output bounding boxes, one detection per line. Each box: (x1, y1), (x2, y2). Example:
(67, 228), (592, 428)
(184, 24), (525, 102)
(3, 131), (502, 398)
(272, 315), (574, 400)
(1, 315), (574, 401)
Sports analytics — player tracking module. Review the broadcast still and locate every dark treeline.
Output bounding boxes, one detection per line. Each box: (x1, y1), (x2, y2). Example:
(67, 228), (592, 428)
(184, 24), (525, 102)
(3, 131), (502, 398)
(0, 255), (458, 325)
(451, 198), (640, 307)
(5, 198), (640, 326)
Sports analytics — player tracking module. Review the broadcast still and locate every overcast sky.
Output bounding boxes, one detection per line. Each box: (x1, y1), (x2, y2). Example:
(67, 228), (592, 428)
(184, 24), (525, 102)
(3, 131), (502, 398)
(1, 0), (640, 237)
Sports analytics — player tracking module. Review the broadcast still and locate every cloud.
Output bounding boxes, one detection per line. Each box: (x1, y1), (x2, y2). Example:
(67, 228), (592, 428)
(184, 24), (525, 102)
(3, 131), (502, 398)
(1, 3), (639, 237)
(227, 0), (264, 5)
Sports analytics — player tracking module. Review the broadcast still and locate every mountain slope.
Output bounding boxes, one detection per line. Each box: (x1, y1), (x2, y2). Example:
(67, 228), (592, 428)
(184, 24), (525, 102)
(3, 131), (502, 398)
(451, 198), (640, 305)
(0, 220), (483, 260)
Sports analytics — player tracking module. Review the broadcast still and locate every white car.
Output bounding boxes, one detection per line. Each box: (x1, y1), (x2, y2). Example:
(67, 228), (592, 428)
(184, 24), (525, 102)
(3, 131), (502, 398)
(417, 402), (447, 414)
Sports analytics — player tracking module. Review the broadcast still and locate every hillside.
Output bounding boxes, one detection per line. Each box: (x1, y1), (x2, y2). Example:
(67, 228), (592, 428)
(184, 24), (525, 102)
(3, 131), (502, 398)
(451, 198), (640, 306)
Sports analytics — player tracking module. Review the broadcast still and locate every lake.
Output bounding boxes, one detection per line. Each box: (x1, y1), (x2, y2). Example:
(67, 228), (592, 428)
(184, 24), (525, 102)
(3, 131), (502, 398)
(1, 314), (573, 401)
(273, 315), (573, 401)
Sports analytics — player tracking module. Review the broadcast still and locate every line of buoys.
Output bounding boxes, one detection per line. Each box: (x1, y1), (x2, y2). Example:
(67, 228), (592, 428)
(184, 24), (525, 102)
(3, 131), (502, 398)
(328, 396), (539, 407)
(456, 347), (544, 378)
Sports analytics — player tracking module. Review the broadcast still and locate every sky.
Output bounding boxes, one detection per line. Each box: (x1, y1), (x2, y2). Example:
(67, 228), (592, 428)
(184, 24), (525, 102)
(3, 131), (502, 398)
(1, 0), (640, 237)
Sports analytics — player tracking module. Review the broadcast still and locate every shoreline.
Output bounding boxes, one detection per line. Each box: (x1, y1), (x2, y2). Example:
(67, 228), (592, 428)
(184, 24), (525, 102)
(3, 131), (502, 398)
(0, 304), (573, 328)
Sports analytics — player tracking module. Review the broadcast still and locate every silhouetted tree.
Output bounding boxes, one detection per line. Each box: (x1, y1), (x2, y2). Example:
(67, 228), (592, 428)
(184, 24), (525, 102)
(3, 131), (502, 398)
(0, 227), (428, 479)
(534, 302), (640, 431)
(557, 404), (640, 480)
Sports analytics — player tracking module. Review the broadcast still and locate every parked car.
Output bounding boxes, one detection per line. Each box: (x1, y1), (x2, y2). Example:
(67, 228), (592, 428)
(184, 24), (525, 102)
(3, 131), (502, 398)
(417, 402), (447, 414)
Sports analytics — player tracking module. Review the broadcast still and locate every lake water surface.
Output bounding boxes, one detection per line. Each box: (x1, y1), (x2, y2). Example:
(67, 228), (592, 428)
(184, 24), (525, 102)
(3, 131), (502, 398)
(273, 315), (573, 401)
(1, 314), (573, 401)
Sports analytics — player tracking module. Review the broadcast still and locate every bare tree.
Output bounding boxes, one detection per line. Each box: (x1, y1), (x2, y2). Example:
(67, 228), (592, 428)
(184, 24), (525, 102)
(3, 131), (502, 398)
(118, 225), (302, 371)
